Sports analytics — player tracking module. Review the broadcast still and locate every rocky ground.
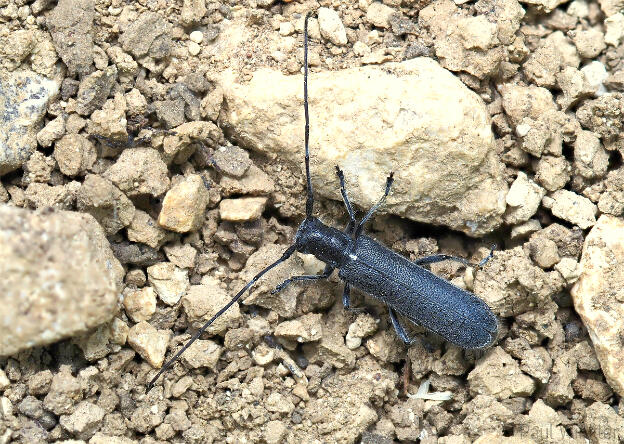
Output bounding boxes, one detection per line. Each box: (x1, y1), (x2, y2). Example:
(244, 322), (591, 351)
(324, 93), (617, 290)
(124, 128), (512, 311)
(1, 0), (624, 443)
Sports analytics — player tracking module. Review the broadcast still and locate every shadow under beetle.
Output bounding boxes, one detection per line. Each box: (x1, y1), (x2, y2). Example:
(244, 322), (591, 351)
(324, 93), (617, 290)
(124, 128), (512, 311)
(148, 13), (498, 389)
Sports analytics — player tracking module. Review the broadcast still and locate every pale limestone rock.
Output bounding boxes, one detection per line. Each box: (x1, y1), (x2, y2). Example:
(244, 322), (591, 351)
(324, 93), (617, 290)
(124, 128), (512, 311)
(547, 190), (597, 229)
(36, 115), (66, 148)
(467, 346), (536, 398)
(213, 145), (251, 178)
(419, 0), (505, 78)
(0, 206), (122, 356)
(573, 130), (609, 179)
(162, 121), (221, 164)
(147, 262), (189, 306)
(219, 58), (506, 236)
(252, 343), (275, 366)
(598, 169), (624, 216)
(219, 165), (275, 197)
(219, 197), (267, 222)
(572, 28), (606, 59)
(77, 175), (135, 236)
(127, 321), (171, 368)
(75, 324), (111, 361)
(181, 339), (222, 370)
(190, 30), (203, 43)
(544, 31), (580, 68)
(104, 148), (170, 197)
(345, 314), (378, 350)
(87, 94), (128, 141)
(182, 278), (241, 335)
(264, 420), (287, 444)
(318, 7), (347, 46)
(500, 83), (578, 157)
(127, 209), (173, 249)
(510, 219), (541, 239)
(59, 401), (105, 440)
(523, 41), (561, 88)
(555, 257), (580, 285)
(158, 174), (208, 233)
(524, 400), (575, 443)
(274, 313), (323, 343)
(568, 0), (589, 17)
(188, 41), (201, 56)
(580, 61), (608, 95)
(556, 67), (595, 110)
(585, 403), (624, 443)
(605, 13), (624, 46)
(366, 2), (395, 28)
(598, 0), (624, 16)
(163, 242), (197, 269)
(571, 215), (624, 396)
(534, 156), (571, 191)
(109, 318), (129, 345)
(123, 287), (157, 322)
(504, 172), (545, 224)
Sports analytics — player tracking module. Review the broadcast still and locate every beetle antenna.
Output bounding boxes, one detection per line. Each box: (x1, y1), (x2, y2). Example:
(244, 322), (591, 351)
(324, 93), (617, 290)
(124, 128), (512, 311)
(304, 13), (314, 219)
(148, 245), (297, 390)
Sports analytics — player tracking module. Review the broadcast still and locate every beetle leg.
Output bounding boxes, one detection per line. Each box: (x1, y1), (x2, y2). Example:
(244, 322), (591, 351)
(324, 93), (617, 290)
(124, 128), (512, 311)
(354, 172), (394, 239)
(271, 264), (334, 294)
(342, 284), (369, 313)
(388, 308), (437, 351)
(342, 283), (352, 309)
(388, 307), (419, 344)
(335, 166), (356, 235)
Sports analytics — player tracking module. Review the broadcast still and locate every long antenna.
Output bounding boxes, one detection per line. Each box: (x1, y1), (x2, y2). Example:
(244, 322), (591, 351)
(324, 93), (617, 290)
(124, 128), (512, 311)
(304, 13), (314, 219)
(148, 245), (296, 389)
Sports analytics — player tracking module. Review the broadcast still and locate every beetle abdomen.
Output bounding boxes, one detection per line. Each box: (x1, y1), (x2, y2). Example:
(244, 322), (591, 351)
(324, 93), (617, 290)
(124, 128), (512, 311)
(338, 235), (497, 349)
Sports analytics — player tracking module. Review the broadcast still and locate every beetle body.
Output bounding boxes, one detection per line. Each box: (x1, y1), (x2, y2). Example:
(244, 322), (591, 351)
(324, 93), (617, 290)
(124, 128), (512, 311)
(295, 216), (498, 349)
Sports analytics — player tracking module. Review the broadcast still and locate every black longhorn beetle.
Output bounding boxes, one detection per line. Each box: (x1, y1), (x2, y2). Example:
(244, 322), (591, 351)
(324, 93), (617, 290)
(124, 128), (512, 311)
(148, 13), (498, 389)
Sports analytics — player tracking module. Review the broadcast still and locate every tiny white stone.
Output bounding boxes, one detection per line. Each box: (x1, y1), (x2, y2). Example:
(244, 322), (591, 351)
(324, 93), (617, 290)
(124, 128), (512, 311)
(567, 0), (589, 18)
(605, 13), (624, 47)
(189, 30), (203, 43)
(349, 254), (358, 260)
(188, 41), (201, 56)
(516, 123), (531, 137)
(580, 61), (608, 96)
(279, 22), (295, 36)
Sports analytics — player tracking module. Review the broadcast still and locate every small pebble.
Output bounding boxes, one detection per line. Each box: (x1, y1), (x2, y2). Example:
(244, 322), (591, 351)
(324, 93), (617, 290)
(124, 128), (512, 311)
(318, 7), (347, 46)
(279, 22), (295, 36)
(580, 61), (608, 95)
(123, 287), (157, 322)
(547, 190), (597, 229)
(219, 197), (267, 222)
(0, 369), (9, 390)
(189, 30), (203, 43)
(555, 257), (581, 284)
(147, 262), (189, 306)
(127, 321), (170, 368)
(605, 13), (624, 47)
(188, 41), (201, 56)
(158, 174), (209, 233)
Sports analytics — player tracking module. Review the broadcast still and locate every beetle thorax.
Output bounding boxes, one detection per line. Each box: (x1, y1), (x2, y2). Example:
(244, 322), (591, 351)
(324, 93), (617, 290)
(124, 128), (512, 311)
(294, 217), (352, 268)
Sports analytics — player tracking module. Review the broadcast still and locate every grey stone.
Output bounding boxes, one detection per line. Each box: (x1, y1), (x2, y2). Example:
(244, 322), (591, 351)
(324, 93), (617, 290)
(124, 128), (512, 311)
(47, 0), (95, 76)
(0, 70), (60, 176)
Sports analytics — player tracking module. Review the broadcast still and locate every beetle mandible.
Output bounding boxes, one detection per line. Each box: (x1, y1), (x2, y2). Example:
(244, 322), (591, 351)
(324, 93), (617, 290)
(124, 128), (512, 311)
(148, 13), (498, 389)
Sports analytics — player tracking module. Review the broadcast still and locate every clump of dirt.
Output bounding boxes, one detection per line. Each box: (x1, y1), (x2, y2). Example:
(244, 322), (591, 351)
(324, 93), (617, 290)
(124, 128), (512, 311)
(1, 0), (624, 443)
